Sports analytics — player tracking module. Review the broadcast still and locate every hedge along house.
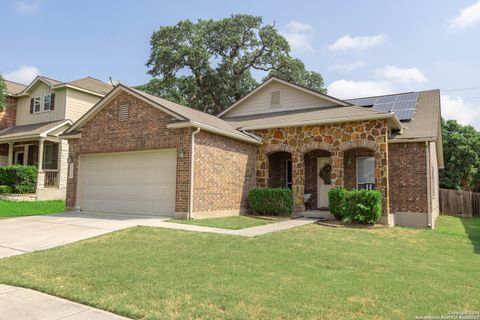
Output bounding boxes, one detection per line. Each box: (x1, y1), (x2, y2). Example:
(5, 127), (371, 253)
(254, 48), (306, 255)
(63, 77), (443, 228)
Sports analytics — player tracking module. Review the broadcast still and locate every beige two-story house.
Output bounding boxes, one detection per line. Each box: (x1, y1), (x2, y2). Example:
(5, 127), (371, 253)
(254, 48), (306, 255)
(0, 76), (112, 199)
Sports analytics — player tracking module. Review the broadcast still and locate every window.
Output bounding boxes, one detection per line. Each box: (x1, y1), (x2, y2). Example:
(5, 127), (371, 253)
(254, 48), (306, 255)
(34, 97), (41, 113)
(357, 157), (375, 190)
(43, 95), (51, 111)
(286, 159), (292, 189)
(43, 143), (59, 170)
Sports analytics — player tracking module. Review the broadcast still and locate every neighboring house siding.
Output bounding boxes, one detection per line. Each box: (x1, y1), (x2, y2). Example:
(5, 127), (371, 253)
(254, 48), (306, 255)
(65, 88), (102, 122)
(223, 82), (339, 118)
(193, 131), (256, 218)
(16, 83), (66, 125)
(0, 96), (17, 130)
(65, 91), (192, 213)
(388, 142), (428, 214)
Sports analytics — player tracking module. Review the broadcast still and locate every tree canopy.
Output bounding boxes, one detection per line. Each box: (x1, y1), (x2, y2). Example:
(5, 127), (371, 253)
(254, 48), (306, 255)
(140, 14), (325, 114)
(440, 119), (480, 192)
(0, 75), (6, 112)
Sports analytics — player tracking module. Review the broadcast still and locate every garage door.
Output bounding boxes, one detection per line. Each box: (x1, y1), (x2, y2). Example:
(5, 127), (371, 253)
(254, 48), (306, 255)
(78, 150), (177, 216)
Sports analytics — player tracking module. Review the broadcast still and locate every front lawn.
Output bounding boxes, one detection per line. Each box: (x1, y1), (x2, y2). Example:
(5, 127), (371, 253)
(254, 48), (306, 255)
(168, 216), (277, 229)
(0, 199), (65, 219)
(0, 216), (478, 319)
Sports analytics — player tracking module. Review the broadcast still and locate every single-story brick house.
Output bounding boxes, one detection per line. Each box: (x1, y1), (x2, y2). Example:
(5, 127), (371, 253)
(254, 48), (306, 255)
(63, 77), (443, 228)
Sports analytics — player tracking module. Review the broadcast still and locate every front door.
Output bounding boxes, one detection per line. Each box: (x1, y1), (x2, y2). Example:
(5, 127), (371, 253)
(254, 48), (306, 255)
(317, 157), (332, 208)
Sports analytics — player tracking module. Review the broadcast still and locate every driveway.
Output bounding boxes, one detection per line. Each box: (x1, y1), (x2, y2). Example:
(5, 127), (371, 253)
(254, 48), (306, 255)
(0, 212), (171, 258)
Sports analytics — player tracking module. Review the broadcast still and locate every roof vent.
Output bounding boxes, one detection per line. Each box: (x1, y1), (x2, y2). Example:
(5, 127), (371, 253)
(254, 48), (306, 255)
(119, 105), (129, 121)
(270, 90), (281, 106)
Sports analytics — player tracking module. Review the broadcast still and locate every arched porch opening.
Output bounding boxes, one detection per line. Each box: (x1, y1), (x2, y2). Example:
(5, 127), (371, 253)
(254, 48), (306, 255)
(268, 151), (292, 189)
(304, 149), (332, 210)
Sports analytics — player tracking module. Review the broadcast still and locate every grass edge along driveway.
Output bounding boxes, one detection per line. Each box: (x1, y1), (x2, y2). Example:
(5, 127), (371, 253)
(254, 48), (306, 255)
(0, 200), (65, 219)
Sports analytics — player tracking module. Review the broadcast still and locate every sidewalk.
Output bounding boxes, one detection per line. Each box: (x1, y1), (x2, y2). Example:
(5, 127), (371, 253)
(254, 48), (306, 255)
(0, 284), (129, 320)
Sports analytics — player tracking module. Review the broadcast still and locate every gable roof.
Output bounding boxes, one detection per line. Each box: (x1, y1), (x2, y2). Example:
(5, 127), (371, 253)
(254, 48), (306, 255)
(218, 76), (352, 117)
(64, 84), (260, 144)
(16, 75), (112, 97)
(4, 80), (27, 95)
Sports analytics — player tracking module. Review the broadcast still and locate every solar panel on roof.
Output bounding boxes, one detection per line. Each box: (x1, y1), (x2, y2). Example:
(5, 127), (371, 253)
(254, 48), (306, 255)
(348, 91), (419, 121)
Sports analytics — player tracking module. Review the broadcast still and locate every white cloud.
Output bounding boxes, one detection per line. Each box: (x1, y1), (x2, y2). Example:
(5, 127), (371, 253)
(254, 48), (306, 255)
(441, 95), (480, 129)
(3, 65), (40, 84)
(375, 66), (428, 85)
(450, 1), (480, 29)
(281, 20), (315, 53)
(329, 61), (366, 72)
(327, 80), (394, 99)
(328, 34), (388, 51)
(12, 1), (40, 14)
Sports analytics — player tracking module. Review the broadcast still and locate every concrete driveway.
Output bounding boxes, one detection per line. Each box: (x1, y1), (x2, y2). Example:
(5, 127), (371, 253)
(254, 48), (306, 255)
(0, 212), (171, 258)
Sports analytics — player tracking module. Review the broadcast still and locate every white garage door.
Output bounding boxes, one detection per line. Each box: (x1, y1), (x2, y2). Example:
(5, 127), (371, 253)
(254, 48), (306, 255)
(79, 150), (177, 216)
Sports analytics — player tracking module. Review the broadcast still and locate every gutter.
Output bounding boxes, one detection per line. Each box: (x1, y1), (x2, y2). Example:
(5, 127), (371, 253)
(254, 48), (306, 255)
(426, 141), (432, 228)
(167, 120), (261, 144)
(238, 113), (403, 132)
(188, 127), (201, 220)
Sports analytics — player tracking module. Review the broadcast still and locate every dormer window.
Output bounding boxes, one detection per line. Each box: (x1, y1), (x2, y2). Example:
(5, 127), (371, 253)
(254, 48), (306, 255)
(33, 97), (41, 113)
(270, 90), (281, 107)
(43, 95), (51, 111)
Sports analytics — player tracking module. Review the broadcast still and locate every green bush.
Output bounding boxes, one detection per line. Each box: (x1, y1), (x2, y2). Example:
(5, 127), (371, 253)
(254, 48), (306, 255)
(328, 188), (347, 219)
(0, 165), (38, 194)
(248, 187), (293, 216)
(328, 188), (382, 224)
(0, 185), (13, 194)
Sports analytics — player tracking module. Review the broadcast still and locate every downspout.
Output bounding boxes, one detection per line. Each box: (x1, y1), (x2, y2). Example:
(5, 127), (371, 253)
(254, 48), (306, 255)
(426, 141), (432, 228)
(188, 127), (201, 220)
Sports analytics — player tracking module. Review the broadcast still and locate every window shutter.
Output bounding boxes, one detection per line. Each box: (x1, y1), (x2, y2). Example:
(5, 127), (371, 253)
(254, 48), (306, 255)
(50, 93), (55, 110)
(30, 98), (34, 114)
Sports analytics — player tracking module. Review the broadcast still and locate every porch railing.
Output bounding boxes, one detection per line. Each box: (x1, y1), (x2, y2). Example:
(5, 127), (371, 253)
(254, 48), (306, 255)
(44, 170), (60, 188)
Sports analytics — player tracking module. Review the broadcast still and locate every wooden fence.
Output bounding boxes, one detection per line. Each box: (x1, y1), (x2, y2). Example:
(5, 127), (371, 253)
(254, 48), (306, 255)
(439, 188), (480, 217)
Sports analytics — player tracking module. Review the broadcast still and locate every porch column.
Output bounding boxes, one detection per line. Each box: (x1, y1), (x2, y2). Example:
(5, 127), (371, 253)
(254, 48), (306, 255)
(292, 151), (305, 212)
(37, 138), (45, 172)
(7, 142), (13, 166)
(23, 145), (28, 165)
(330, 150), (344, 188)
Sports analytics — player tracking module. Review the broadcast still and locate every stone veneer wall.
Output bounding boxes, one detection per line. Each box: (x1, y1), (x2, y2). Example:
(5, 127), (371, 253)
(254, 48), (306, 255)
(193, 131), (257, 218)
(254, 120), (390, 215)
(65, 91), (192, 213)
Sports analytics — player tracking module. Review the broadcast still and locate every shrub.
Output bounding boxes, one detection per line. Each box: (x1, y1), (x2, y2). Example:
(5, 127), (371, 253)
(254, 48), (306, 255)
(0, 185), (13, 194)
(248, 187), (293, 216)
(328, 188), (382, 224)
(0, 165), (38, 194)
(328, 188), (347, 220)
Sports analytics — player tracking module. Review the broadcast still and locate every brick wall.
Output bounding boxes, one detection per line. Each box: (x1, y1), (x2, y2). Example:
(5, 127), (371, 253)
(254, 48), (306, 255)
(304, 149), (330, 208)
(66, 91), (192, 213)
(388, 142), (428, 213)
(193, 131), (256, 217)
(0, 96), (17, 130)
(343, 148), (374, 190)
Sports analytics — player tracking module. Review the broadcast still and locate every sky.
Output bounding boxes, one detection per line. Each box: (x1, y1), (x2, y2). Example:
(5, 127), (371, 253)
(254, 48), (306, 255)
(1, 0), (480, 129)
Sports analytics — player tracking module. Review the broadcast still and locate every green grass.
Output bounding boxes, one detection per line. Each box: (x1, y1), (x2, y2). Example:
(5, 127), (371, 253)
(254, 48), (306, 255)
(0, 199), (65, 218)
(0, 216), (479, 319)
(168, 216), (276, 230)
